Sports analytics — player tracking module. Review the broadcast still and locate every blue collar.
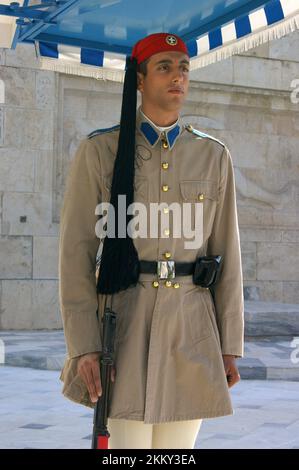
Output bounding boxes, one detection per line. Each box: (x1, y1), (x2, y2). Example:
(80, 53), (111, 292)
(136, 107), (182, 150)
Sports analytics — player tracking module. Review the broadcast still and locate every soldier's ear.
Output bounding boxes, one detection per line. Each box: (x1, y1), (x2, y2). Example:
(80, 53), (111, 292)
(137, 72), (144, 93)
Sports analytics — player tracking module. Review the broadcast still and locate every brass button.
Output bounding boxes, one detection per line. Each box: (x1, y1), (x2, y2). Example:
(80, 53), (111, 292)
(165, 280), (172, 287)
(162, 162), (169, 170)
(173, 282), (180, 289)
(186, 124), (193, 132)
(164, 252), (171, 259)
(152, 281), (159, 288)
(164, 229), (170, 237)
(163, 207), (169, 214)
(198, 193), (204, 201)
(162, 185), (169, 192)
(162, 140), (169, 149)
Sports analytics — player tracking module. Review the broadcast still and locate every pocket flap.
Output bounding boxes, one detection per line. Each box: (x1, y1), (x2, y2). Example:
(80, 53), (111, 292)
(180, 180), (218, 202)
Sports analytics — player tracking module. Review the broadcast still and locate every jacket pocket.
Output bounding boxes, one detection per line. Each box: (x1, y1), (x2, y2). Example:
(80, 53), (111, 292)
(179, 180), (218, 240)
(179, 180), (218, 202)
(201, 290), (221, 349)
(183, 287), (213, 346)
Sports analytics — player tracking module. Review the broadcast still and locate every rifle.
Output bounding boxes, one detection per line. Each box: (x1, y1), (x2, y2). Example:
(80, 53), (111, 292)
(91, 306), (117, 449)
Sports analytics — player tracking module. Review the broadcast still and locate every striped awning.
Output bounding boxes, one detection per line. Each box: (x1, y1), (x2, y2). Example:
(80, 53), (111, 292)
(1, 0), (299, 80)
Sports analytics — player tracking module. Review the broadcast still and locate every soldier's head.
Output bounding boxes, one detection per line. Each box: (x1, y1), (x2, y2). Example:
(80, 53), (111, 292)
(134, 33), (190, 113)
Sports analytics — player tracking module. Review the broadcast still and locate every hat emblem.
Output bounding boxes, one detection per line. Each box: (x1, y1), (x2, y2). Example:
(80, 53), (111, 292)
(165, 35), (177, 46)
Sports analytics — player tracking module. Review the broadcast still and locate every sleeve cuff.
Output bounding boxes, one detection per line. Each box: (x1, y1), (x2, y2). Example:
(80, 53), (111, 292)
(62, 309), (102, 359)
(218, 313), (244, 359)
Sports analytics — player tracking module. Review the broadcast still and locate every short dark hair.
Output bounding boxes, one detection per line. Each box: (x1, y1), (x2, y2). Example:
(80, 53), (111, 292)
(137, 58), (149, 76)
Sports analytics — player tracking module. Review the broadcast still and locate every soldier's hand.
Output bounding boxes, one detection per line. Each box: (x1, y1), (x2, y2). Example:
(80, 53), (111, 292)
(222, 355), (240, 388)
(77, 352), (102, 403)
(77, 352), (116, 403)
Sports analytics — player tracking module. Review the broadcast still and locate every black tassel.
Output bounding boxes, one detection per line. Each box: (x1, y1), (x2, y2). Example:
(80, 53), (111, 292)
(97, 57), (140, 294)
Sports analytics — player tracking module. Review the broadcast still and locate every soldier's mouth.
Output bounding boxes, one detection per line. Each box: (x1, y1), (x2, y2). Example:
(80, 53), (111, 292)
(168, 88), (184, 94)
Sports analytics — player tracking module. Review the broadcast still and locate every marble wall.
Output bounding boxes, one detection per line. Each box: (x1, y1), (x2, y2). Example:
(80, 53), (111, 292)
(0, 30), (298, 329)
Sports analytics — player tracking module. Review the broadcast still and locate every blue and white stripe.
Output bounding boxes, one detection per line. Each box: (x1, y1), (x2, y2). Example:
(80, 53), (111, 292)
(36, 0), (299, 74)
(192, 0), (298, 57)
(38, 42), (127, 71)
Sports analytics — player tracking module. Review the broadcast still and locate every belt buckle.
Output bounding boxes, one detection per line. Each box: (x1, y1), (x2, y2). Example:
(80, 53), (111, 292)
(157, 260), (175, 280)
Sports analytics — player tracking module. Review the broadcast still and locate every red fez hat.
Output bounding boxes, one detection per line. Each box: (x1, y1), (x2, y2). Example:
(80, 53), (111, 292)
(132, 33), (189, 64)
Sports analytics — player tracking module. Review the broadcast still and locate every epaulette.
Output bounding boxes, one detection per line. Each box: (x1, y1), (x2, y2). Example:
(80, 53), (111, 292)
(184, 124), (225, 147)
(87, 124), (120, 139)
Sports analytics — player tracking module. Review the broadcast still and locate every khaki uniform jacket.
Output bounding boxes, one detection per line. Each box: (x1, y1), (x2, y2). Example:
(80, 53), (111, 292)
(58, 106), (244, 424)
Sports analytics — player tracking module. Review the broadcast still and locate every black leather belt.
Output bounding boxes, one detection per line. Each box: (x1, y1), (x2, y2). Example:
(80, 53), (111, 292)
(139, 255), (222, 287)
(139, 260), (194, 277)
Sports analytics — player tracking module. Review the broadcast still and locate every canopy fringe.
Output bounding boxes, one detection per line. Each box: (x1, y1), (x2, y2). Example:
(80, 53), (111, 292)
(34, 46), (126, 82)
(190, 13), (299, 70)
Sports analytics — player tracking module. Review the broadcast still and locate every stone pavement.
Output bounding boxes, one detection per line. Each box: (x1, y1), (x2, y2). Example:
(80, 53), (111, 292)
(0, 365), (299, 449)
(1, 329), (299, 380)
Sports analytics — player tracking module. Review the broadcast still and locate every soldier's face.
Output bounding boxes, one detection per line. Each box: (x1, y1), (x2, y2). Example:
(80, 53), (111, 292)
(137, 51), (190, 112)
